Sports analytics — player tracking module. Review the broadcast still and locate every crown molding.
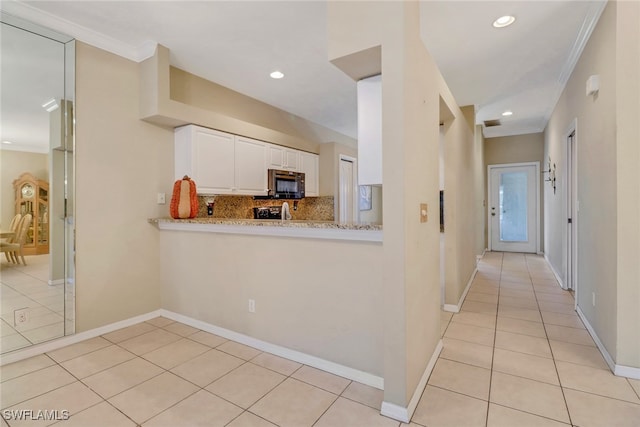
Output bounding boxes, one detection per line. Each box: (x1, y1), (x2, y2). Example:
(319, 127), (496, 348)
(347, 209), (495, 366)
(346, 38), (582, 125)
(542, 0), (608, 130)
(0, 0), (156, 62)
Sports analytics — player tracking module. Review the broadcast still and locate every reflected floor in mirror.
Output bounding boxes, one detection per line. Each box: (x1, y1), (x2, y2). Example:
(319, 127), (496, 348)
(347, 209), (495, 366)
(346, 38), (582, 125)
(0, 255), (70, 353)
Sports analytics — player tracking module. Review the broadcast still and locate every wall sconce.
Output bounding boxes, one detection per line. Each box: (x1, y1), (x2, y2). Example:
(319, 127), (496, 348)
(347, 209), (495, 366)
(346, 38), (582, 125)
(542, 157), (557, 194)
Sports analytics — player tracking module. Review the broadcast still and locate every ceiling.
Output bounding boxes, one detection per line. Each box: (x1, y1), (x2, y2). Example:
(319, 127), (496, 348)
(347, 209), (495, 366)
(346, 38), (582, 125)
(1, 0), (606, 153)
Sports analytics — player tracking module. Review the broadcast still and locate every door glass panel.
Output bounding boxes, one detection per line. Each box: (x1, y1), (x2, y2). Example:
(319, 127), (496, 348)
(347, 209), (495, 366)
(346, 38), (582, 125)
(499, 171), (528, 242)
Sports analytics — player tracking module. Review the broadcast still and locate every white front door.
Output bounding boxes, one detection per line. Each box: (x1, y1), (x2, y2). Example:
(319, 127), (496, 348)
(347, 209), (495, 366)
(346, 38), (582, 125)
(489, 164), (538, 253)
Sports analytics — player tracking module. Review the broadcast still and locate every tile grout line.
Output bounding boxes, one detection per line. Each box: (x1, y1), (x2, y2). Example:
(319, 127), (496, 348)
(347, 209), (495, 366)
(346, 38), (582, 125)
(485, 250), (504, 426)
(526, 253), (574, 427)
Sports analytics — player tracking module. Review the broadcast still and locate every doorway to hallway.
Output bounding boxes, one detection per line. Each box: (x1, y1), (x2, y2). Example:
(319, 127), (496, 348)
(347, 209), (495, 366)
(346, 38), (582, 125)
(488, 163), (540, 253)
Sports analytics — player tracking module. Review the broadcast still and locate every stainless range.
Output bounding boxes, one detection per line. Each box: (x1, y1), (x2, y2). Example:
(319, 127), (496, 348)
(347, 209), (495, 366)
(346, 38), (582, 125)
(253, 206), (282, 220)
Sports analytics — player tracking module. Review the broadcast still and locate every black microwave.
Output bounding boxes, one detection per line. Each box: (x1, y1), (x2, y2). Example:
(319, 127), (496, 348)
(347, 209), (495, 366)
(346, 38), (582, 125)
(268, 169), (305, 199)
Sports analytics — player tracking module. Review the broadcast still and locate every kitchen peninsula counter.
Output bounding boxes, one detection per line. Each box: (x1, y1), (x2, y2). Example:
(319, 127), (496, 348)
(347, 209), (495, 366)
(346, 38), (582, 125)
(149, 217), (382, 242)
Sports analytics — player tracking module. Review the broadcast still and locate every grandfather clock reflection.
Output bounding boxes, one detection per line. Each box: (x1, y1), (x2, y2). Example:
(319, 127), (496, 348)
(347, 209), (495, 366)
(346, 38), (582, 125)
(13, 172), (49, 255)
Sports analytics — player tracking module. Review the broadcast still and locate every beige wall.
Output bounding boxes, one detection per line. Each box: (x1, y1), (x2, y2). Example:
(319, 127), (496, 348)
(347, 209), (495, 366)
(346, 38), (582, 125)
(74, 42), (174, 331)
(484, 133), (545, 249)
(441, 100), (480, 308)
(614, 0), (640, 368)
(170, 67), (355, 150)
(0, 150), (48, 226)
(140, 45), (356, 156)
(544, 0), (640, 368)
(474, 125), (486, 256)
(328, 1), (481, 410)
(160, 231), (383, 376)
(485, 133), (544, 165)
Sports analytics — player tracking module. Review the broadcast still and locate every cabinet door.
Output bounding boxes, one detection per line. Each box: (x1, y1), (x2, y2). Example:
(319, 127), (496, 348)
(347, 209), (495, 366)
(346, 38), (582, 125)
(299, 152), (319, 196)
(283, 149), (299, 170)
(193, 127), (235, 194)
(267, 144), (284, 169)
(235, 137), (267, 195)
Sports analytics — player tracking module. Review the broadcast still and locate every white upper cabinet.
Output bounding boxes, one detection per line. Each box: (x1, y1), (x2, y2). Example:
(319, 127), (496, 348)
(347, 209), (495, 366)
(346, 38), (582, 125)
(176, 125), (317, 197)
(267, 144), (299, 171)
(299, 151), (319, 197)
(357, 74), (382, 185)
(175, 125), (267, 195)
(235, 136), (267, 194)
(175, 125), (235, 194)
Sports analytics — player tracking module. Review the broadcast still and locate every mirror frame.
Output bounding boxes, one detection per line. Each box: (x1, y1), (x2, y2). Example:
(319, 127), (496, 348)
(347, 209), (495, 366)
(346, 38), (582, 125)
(1, 12), (76, 352)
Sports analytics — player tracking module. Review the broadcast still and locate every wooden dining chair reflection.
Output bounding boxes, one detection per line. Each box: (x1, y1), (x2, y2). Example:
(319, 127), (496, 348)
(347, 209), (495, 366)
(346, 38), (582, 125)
(2, 213), (22, 261)
(1, 213), (32, 265)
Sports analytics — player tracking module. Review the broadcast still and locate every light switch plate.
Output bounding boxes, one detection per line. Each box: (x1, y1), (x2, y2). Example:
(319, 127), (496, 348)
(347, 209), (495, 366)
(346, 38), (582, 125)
(420, 203), (428, 223)
(157, 193), (166, 204)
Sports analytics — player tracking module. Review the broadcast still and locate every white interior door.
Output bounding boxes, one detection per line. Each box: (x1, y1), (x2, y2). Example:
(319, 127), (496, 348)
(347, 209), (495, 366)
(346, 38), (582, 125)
(489, 164), (538, 253)
(339, 158), (356, 222)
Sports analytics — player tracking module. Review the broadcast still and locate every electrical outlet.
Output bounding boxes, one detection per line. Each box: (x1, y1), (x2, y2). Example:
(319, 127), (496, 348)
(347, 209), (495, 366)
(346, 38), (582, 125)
(248, 299), (256, 313)
(157, 193), (166, 204)
(14, 308), (29, 326)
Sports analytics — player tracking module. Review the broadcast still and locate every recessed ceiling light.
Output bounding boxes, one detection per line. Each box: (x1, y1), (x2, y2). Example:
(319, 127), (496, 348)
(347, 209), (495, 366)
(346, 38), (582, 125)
(502, 110), (513, 116)
(493, 15), (515, 28)
(270, 71), (284, 79)
(2, 140), (13, 144)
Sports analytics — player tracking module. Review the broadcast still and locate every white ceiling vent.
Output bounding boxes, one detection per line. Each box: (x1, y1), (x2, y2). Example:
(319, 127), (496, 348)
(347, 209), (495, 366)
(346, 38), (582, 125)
(483, 119), (502, 127)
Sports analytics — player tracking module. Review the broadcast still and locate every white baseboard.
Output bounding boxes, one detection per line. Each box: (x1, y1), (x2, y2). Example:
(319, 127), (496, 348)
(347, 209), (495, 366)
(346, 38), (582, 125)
(0, 310), (163, 366)
(1, 308), (385, 389)
(544, 253), (566, 289)
(443, 304), (460, 313)
(442, 267), (478, 313)
(158, 309), (384, 389)
(380, 340), (443, 423)
(48, 279), (65, 286)
(614, 364), (640, 380)
(576, 306), (640, 380)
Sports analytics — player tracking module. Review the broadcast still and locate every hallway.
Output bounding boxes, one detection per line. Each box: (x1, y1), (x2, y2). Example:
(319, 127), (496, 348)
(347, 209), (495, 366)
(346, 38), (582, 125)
(419, 252), (640, 426)
(1, 253), (639, 426)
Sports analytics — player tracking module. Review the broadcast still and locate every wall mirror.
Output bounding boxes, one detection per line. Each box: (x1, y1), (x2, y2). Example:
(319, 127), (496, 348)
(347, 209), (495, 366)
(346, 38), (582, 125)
(1, 13), (75, 353)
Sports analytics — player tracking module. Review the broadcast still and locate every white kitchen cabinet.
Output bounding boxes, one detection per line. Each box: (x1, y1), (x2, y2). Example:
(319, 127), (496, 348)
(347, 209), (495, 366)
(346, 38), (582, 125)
(175, 125), (267, 195)
(175, 125), (235, 194)
(235, 136), (268, 194)
(299, 151), (319, 196)
(267, 144), (299, 171)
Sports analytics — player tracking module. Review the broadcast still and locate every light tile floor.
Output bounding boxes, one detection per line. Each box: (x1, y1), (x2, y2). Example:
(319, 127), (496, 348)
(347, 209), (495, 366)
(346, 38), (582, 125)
(1, 252), (639, 426)
(1, 255), (71, 352)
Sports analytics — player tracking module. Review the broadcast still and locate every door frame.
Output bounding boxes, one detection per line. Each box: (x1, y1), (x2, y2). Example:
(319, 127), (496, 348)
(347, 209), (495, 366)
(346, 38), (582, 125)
(487, 162), (541, 253)
(565, 119), (579, 299)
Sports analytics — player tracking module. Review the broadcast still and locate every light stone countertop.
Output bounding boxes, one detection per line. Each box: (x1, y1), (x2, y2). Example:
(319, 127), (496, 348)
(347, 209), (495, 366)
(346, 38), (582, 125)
(149, 217), (383, 242)
(149, 217), (382, 231)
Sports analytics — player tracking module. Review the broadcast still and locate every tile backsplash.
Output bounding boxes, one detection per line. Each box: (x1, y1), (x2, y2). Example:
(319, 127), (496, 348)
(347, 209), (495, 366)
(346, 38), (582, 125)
(196, 195), (334, 221)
